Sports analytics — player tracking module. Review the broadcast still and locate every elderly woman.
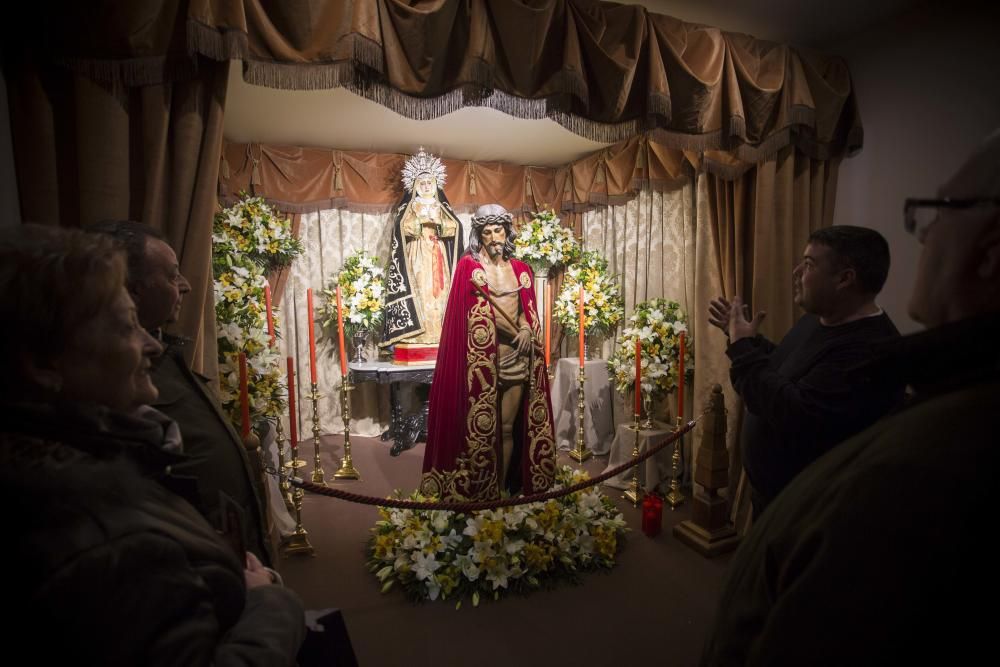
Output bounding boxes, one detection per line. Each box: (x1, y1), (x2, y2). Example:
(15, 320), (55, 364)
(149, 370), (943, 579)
(0, 225), (305, 666)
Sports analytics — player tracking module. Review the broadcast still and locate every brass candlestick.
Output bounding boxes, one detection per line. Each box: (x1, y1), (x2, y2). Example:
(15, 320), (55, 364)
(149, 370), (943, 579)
(641, 392), (654, 429)
(623, 408), (643, 506)
(569, 363), (591, 462)
(274, 418), (294, 513)
(665, 415), (685, 509)
(281, 414), (313, 557)
(333, 377), (360, 480)
(308, 382), (327, 485)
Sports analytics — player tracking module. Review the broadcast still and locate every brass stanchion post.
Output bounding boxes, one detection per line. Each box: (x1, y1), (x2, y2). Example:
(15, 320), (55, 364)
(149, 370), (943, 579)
(623, 397), (643, 506)
(569, 363), (591, 462)
(333, 376), (360, 480)
(281, 408), (313, 557)
(274, 418), (293, 513)
(308, 382), (327, 485)
(665, 415), (686, 509)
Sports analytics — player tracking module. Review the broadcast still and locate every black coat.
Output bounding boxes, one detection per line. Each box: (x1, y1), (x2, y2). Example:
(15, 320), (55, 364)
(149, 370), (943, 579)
(1, 401), (304, 666)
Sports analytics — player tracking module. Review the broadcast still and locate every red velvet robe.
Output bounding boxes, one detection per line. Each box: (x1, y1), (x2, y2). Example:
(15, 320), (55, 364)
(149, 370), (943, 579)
(420, 254), (557, 501)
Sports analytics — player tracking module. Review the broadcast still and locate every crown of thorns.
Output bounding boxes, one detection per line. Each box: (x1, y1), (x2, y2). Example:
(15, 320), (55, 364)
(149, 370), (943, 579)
(401, 147), (446, 192)
(471, 212), (513, 228)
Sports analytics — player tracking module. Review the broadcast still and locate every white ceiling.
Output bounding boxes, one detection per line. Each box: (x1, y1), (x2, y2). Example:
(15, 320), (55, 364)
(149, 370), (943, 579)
(222, 0), (915, 167)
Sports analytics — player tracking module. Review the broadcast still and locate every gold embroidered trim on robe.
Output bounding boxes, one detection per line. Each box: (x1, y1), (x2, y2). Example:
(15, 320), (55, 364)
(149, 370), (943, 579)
(420, 296), (499, 500)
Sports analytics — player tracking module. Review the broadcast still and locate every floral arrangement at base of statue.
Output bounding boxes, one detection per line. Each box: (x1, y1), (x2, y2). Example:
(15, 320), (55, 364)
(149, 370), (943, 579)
(320, 250), (386, 362)
(367, 466), (628, 606)
(512, 208), (581, 276)
(213, 192), (303, 424)
(607, 298), (694, 415)
(553, 250), (624, 341)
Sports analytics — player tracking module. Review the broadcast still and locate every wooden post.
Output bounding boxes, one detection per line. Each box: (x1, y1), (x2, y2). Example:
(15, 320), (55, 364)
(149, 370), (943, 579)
(673, 384), (740, 557)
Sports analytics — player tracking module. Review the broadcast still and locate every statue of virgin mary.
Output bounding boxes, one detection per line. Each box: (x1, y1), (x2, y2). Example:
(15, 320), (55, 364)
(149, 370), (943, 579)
(382, 148), (464, 362)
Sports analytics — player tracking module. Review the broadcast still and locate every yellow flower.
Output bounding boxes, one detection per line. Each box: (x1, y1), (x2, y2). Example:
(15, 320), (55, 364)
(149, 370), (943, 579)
(373, 533), (395, 559)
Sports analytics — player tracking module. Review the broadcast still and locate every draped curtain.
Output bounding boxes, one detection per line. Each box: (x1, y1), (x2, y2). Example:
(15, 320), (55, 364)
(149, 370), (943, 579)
(183, 0), (861, 157)
(579, 184), (696, 423)
(6, 60), (228, 378)
(5, 0), (857, 507)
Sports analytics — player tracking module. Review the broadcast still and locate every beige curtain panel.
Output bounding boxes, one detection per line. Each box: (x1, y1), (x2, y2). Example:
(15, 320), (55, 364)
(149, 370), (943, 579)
(40, 1), (861, 156)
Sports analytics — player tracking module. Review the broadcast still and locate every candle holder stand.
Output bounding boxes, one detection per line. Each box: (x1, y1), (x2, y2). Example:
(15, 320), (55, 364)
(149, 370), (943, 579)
(623, 409), (643, 506)
(274, 418), (294, 513)
(641, 392), (655, 429)
(569, 364), (592, 462)
(281, 416), (313, 557)
(333, 377), (361, 480)
(308, 382), (327, 485)
(665, 416), (686, 509)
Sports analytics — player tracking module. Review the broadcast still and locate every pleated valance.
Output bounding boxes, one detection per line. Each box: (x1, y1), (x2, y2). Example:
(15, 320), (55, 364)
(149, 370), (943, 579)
(42, 0), (862, 161)
(219, 130), (714, 218)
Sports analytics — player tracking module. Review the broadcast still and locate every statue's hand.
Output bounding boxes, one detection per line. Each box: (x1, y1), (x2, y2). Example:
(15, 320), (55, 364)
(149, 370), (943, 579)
(513, 327), (533, 356)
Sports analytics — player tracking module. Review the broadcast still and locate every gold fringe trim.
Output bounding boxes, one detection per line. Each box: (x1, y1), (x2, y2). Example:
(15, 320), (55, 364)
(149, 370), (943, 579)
(244, 60), (357, 90)
(58, 55), (197, 88)
(186, 18), (249, 61)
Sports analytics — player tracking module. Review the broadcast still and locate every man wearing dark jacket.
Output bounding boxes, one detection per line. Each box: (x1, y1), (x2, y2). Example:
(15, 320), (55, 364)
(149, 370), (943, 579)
(708, 226), (904, 517)
(701, 129), (1000, 667)
(90, 220), (273, 565)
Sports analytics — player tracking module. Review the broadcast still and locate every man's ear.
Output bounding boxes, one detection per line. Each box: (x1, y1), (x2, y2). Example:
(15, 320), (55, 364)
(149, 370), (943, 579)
(837, 266), (858, 292)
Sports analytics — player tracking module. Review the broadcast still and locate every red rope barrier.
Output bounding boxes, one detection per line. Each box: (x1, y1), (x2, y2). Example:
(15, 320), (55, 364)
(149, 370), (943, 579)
(283, 418), (698, 512)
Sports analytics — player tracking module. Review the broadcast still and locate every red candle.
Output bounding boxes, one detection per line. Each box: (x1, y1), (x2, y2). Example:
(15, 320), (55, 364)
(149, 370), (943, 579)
(238, 352), (250, 438)
(677, 331), (686, 419)
(306, 288), (317, 384)
(335, 284), (348, 377)
(578, 285), (585, 368)
(286, 356), (297, 448)
(635, 337), (642, 417)
(264, 284), (275, 347)
(641, 493), (663, 537)
(544, 283), (551, 368)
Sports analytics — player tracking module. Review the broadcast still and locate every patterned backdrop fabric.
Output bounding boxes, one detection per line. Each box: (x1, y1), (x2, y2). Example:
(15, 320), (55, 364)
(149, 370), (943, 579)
(279, 208), (472, 438)
(579, 181), (740, 467)
(280, 190), (737, 473)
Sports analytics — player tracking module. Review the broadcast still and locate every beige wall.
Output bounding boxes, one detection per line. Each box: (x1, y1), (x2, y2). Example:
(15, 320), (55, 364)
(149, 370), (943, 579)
(832, 0), (1000, 332)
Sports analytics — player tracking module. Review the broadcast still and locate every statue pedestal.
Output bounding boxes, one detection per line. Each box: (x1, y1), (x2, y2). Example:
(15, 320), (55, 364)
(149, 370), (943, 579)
(392, 342), (438, 365)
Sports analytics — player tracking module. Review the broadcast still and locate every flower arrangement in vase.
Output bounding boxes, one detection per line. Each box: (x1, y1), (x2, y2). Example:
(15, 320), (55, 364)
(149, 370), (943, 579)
(553, 250), (624, 355)
(212, 192), (303, 424)
(321, 250), (385, 361)
(607, 298), (694, 423)
(512, 208), (580, 277)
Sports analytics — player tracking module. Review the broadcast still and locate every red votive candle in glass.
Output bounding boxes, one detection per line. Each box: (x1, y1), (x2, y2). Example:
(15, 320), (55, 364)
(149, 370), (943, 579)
(642, 494), (663, 537)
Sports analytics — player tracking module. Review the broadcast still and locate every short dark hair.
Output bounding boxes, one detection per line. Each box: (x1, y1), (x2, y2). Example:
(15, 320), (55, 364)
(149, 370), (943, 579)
(85, 220), (165, 293)
(808, 225), (890, 294)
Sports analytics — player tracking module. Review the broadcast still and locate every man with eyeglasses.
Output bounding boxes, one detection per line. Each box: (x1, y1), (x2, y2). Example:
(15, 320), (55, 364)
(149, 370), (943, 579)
(708, 225), (904, 518)
(702, 129), (1000, 666)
